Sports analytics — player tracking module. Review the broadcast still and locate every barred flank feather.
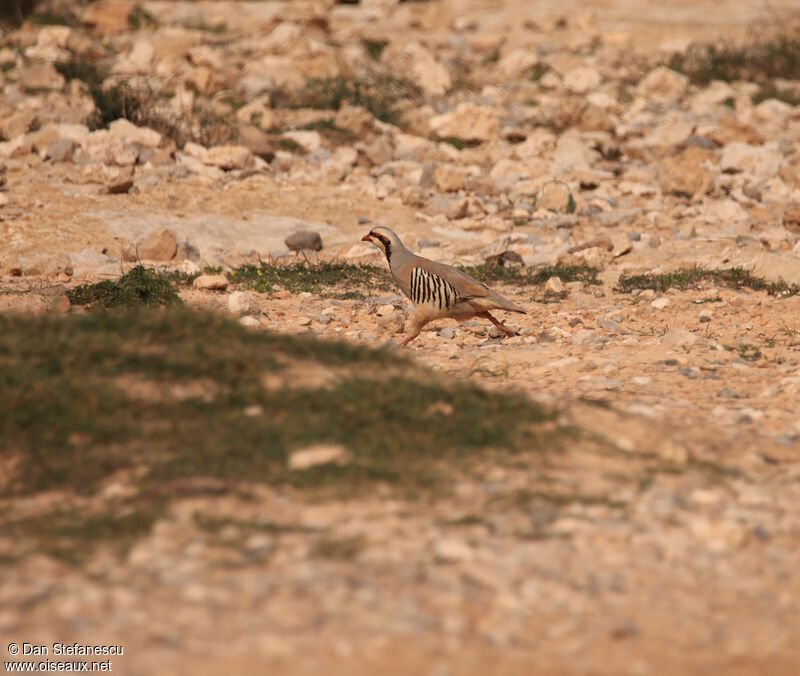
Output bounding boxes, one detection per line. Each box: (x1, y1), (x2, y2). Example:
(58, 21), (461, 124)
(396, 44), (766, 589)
(410, 267), (458, 310)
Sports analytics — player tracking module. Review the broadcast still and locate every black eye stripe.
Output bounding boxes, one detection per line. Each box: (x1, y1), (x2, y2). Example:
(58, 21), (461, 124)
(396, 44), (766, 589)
(372, 233), (392, 263)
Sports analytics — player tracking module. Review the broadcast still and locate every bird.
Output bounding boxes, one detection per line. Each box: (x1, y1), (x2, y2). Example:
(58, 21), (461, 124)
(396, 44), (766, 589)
(361, 226), (526, 346)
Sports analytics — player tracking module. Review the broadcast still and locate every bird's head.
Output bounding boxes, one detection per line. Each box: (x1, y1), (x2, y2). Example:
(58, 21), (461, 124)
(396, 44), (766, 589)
(361, 226), (402, 262)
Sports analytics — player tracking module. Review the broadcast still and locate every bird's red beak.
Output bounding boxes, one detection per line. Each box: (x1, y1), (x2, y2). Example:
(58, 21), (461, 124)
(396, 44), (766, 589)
(361, 233), (372, 242)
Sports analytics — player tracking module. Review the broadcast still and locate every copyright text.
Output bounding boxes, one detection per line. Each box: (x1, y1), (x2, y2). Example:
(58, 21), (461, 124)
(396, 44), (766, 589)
(5, 644), (124, 673)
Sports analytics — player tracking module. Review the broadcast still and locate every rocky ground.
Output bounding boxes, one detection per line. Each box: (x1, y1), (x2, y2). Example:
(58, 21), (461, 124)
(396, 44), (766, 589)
(2, 0), (800, 674)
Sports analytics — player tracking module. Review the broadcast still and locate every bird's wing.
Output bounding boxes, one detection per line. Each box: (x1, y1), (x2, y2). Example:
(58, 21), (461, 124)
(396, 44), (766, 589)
(416, 258), (526, 314)
(414, 259), (493, 299)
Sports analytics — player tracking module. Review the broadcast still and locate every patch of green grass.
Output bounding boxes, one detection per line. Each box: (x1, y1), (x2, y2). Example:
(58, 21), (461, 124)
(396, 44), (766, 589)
(278, 138), (304, 152)
(0, 308), (558, 564)
(160, 269), (201, 288)
(67, 265), (182, 309)
(441, 137), (481, 150)
(55, 58), (104, 90)
(128, 6), (158, 31)
(461, 264), (600, 287)
(737, 343), (762, 362)
(23, 86), (53, 96)
(272, 73), (422, 125)
(158, 102), (237, 148)
(332, 290), (368, 300)
(444, 514), (486, 527)
(531, 291), (569, 304)
(0, 309), (402, 496)
(527, 63), (550, 81)
(482, 48), (501, 65)
(751, 81), (800, 106)
(28, 11), (75, 26)
(668, 30), (800, 90)
(443, 137), (467, 150)
(55, 58), (142, 130)
(220, 93), (247, 112)
(363, 38), (388, 61)
(616, 267), (799, 297)
(229, 260), (392, 295)
(294, 117), (357, 143)
(55, 60), (232, 144)
(181, 19), (227, 33)
(3, 508), (160, 566)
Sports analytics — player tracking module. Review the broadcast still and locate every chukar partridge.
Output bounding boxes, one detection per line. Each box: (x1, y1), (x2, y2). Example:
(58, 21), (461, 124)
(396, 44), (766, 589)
(362, 227), (526, 345)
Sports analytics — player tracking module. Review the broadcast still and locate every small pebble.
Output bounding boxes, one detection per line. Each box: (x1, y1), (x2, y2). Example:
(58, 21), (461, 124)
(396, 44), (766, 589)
(545, 276), (564, 294)
(227, 291), (250, 314)
(571, 329), (595, 346)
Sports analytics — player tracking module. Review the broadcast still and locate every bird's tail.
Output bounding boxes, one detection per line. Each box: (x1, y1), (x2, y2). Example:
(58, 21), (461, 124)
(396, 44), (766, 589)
(496, 297), (527, 314)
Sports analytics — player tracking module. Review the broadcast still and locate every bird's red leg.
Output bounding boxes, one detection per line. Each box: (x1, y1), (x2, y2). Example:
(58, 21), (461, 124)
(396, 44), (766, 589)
(482, 312), (516, 337)
(398, 316), (422, 346)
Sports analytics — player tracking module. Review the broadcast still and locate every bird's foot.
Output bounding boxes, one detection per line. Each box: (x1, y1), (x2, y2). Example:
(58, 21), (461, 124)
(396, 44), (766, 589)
(497, 324), (516, 338)
(399, 335), (416, 346)
(483, 312), (517, 338)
